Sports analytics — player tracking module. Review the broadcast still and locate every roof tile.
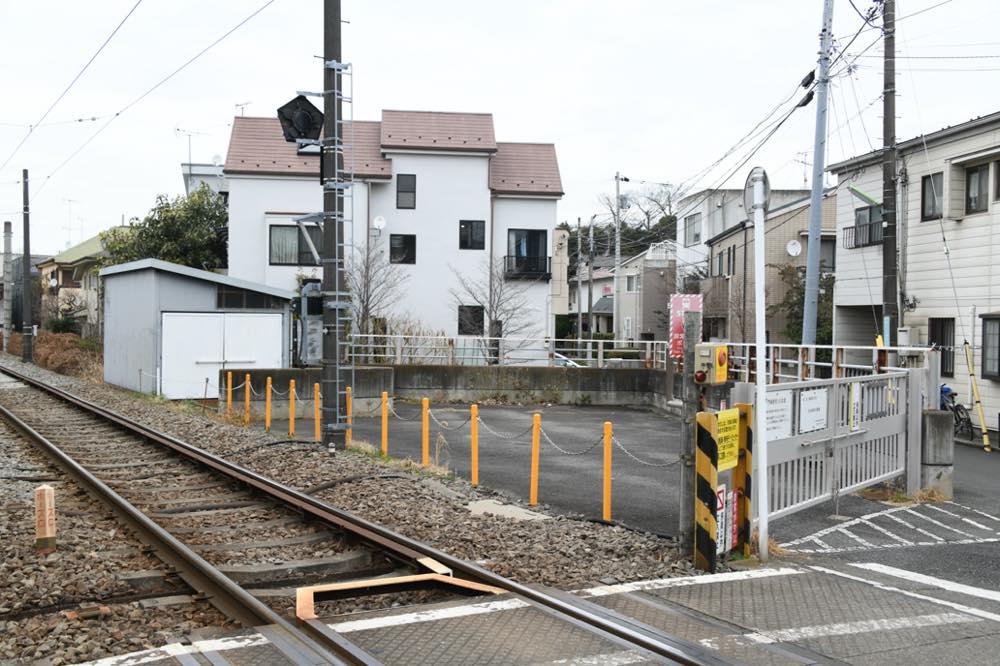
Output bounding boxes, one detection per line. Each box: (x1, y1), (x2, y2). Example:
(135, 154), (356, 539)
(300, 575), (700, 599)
(380, 110), (496, 152)
(490, 142), (563, 196)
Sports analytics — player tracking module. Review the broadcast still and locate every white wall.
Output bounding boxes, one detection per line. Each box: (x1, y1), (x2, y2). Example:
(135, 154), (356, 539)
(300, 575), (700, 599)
(832, 165), (883, 307)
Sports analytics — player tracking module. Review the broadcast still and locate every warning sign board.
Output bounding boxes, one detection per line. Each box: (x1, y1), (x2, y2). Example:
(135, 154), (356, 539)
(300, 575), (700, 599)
(716, 484), (728, 554)
(716, 408), (739, 471)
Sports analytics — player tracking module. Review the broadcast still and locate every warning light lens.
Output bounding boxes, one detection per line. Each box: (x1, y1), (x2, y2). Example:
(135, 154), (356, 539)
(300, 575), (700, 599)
(717, 350), (727, 365)
(694, 370), (707, 383)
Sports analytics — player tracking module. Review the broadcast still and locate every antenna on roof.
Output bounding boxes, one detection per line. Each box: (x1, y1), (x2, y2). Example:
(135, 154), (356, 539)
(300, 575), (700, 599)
(235, 101), (251, 116)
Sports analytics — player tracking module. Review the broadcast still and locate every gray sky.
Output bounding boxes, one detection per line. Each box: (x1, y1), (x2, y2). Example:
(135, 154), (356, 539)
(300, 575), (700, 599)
(1, 0), (997, 255)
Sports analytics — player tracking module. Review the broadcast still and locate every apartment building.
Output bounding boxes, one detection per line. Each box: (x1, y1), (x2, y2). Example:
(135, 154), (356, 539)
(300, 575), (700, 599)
(223, 110), (566, 338)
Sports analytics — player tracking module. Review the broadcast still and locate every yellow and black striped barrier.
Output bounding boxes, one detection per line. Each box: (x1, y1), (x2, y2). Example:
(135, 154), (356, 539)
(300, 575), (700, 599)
(736, 403), (753, 558)
(694, 412), (719, 572)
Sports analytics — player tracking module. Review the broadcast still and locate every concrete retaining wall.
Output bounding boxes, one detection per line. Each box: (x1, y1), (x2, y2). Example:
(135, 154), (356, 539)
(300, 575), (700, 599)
(219, 365), (676, 418)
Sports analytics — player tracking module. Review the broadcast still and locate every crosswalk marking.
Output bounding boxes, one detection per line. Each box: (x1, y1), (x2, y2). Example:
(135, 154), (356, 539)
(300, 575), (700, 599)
(904, 507), (976, 538)
(924, 503), (993, 532)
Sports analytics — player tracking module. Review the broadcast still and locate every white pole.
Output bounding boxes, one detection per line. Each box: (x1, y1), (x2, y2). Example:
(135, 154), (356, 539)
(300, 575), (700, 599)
(614, 172), (622, 343)
(751, 169), (770, 562)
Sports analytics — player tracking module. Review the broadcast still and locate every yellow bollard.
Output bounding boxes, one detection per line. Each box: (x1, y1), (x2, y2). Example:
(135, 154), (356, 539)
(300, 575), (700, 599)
(603, 421), (613, 522)
(289, 379), (296, 437)
(244, 374), (251, 425)
(421, 398), (430, 467)
(265, 377), (272, 432)
(314, 383), (321, 442)
(35, 484), (56, 555)
(470, 404), (479, 486)
(529, 413), (541, 506)
(226, 371), (233, 417)
(380, 391), (389, 456)
(346, 386), (353, 446)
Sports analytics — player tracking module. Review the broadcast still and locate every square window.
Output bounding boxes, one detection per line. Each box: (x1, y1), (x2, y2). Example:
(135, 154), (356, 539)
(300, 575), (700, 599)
(928, 318), (954, 377)
(626, 275), (640, 292)
(269, 225), (320, 266)
(922, 172), (942, 221)
(457, 305), (484, 336)
(684, 213), (702, 247)
(396, 174), (416, 209)
(389, 234), (416, 264)
(966, 164), (989, 214)
(459, 220), (485, 250)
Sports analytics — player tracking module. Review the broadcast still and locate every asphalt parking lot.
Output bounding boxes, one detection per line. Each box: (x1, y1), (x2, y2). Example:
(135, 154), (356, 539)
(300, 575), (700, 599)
(349, 402), (684, 536)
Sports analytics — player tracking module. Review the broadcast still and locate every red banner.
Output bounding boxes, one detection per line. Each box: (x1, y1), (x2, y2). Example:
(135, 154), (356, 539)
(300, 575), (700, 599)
(669, 293), (702, 359)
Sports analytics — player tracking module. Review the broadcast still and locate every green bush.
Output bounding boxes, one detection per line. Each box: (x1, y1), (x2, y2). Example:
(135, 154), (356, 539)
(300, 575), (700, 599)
(590, 332), (614, 341)
(45, 316), (79, 334)
(606, 349), (641, 360)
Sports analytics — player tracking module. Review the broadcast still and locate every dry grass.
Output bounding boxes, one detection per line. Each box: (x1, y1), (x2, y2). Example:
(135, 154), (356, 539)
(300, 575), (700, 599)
(5, 331), (103, 379)
(347, 437), (453, 478)
(913, 487), (947, 503)
(747, 529), (790, 557)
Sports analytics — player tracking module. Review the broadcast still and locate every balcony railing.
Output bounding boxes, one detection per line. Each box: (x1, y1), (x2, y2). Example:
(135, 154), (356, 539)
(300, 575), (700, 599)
(842, 222), (883, 249)
(504, 255), (551, 279)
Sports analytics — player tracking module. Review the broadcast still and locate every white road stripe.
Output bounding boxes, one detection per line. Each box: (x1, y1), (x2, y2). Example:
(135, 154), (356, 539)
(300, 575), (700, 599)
(946, 500), (1000, 524)
(576, 567), (804, 599)
(904, 508), (976, 538)
(849, 563), (1000, 604)
(532, 650), (647, 665)
(744, 612), (978, 643)
(883, 511), (945, 542)
(788, 536), (1000, 555)
(780, 505), (914, 548)
(329, 598), (529, 633)
(810, 565), (1000, 624)
(809, 536), (832, 550)
(924, 504), (993, 532)
(838, 527), (875, 548)
(859, 518), (913, 545)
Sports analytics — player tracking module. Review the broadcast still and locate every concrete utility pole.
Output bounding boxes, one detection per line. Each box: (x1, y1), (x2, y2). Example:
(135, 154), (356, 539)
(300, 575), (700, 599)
(881, 0), (899, 346)
(588, 216), (595, 338)
(801, 0), (834, 345)
(749, 167), (770, 562)
(613, 172), (628, 341)
(3, 221), (11, 353)
(576, 217), (583, 339)
(21, 169), (32, 363)
(678, 310), (700, 555)
(322, 0), (348, 450)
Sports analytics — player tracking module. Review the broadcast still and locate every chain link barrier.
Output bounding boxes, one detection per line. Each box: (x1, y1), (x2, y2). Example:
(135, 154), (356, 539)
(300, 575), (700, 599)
(428, 408), (472, 431)
(389, 402), (419, 421)
(476, 418), (534, 441)
(611, 436), (680, 468)
(540, 427), (604, 456)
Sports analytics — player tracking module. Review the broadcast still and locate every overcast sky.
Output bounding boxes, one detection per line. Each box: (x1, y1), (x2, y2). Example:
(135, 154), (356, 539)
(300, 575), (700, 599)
(1, 0), (997, 255)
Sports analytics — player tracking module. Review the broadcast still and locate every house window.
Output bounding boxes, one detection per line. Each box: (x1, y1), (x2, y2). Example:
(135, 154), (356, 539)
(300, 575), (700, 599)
(623, 316), (633, 339)
(217, 285), (282, 309)
(715, 252), (724, 276)
(684, 213), (702, 247)
(269, 225), (321, 266)
(457, 305), (484, 335)
(505, 229), (548, 275)
(459, 220), (485, 250)
(928, 318), (954, 378)
(995, 161), (1000, 200)
(396, 174), (416, 209)
(921, 172), (943, 220)
(843, 206), (883, 249)
(966, 164), (989, 214)
(727, 246), (735, 274)
(983, 317), (1000, 379)
(389, 234), (416, 264)
(626, 275), (640, 292)
(703, 317), (726, 340)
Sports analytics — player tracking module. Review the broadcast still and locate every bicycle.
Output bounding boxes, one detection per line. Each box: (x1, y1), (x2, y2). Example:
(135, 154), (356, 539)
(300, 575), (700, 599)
(940, 384), (973, 440)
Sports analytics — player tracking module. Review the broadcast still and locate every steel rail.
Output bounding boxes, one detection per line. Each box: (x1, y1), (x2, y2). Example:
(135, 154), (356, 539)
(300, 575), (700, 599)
(0, 400), (352, 666)
(0, 366), (723, 665)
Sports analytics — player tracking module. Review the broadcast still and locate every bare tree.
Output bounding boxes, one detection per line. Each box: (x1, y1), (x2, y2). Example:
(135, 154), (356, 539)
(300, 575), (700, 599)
(450, 258), (536, 363)
(346, 240), (406, 338)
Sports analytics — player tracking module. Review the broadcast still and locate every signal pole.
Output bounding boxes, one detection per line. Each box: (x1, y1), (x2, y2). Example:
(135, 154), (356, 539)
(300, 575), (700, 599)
(21, 169), (32, 362)
(801, 0), (834, 345)
(322, 0), (348, 450)
(881, 0), (899, 345)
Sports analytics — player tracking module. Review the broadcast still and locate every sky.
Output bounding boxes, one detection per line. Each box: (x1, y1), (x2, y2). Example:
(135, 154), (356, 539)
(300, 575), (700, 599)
(1, 0), (998, 256)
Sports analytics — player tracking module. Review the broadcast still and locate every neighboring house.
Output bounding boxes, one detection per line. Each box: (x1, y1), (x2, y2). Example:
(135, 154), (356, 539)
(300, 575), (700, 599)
(181, 161), (229, 201)
(701, 191), (837, 343)
(4, 254), (47, 333)
(674, 187), (811, 278)
(36, 231), (115, 339)
(615, 242), (677, 341)
(224, 110), (566, 338)
(568, 265), (615, 335)
(828, 110), (1000, 427)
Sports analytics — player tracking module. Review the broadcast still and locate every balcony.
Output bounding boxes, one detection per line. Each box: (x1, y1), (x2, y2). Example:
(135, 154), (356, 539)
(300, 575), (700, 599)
(842, 222), (883, 249)
(504, 255), (551, 279)
(701, 275), (731, 316)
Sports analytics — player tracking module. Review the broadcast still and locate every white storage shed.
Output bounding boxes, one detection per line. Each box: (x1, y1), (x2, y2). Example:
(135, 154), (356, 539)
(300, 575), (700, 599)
(101, 259), (295, 399)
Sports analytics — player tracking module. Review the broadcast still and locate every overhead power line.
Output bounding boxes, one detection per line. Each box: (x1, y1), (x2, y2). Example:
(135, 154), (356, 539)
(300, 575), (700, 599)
(0, 0), (144, 173)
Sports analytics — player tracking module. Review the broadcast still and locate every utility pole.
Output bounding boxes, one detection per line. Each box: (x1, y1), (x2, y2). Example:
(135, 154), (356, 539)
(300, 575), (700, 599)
(613, 172), (628, 341)
(881, 0), (898, 346)
(587, 216), (595, 338)
(576, 217), (583, 339)
(678, 310), (700, 555)
(2, 221), (11, 353)
(749, 167), (770, 561)
(21, 169), (32, 363)
(322, 0), (348, 451)
(801, 0), (834, 346)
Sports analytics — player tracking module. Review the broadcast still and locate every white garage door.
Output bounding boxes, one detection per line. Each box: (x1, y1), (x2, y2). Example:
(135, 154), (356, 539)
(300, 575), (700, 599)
(160, 312), (283, 399)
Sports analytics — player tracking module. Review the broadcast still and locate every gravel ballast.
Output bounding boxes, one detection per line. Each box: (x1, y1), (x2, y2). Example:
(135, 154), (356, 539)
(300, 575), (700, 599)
(0, 355), (691, 590)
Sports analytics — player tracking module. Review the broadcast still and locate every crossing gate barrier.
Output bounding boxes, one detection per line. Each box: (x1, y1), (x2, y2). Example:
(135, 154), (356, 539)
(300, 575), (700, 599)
(694, 404), (753, 572)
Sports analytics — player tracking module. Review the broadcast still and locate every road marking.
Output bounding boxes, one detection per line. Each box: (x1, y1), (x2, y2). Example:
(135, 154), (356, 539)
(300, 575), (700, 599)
(947, 500), (1000, 524)
(329, 598), (529, 633)
(924, 503), (994, 532)
(883, 511), (945, 542)
(577, 567), (804, 598)
(838, 526), (876, 548)
(533, 650), (648, 665)
(810, 565), (1000, 624)
(743, 612), (979, 643)
(904, 507), (976, 538)
(849, 563), (1000, 604)
(858, 517), (913, 545)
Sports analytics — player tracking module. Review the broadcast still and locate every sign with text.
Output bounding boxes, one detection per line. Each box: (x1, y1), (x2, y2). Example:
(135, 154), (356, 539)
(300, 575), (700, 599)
(765, 390), (793, 441)
(669, 294), (702, 359)
(717, 408), (740, 471)
(798, 388), (828, 434)
(716, 484), (728, 554)
(849, 382), (862, 431)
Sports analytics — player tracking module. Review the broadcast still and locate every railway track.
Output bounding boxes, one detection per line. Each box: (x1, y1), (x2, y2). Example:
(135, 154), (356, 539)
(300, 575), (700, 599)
(0, 366), (726, 665)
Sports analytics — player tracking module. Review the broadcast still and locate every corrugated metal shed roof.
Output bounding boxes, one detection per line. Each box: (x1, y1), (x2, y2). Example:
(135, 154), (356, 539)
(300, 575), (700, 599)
(490, 142), (563, 196)
(380, 110), (497, 152)
(99, 258), (296, 299)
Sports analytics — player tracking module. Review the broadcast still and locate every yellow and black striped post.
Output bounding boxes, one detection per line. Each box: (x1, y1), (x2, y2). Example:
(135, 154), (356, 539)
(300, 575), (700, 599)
(694, 412), (719, 572)
(736, 403), (754, 557)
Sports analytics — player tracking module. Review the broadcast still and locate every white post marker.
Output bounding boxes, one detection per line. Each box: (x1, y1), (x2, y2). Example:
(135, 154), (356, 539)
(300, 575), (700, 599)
(746, 167), (770, 561)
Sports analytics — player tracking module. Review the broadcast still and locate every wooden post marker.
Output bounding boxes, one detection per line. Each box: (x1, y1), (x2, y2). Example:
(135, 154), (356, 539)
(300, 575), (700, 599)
(35, 484), (56, 554)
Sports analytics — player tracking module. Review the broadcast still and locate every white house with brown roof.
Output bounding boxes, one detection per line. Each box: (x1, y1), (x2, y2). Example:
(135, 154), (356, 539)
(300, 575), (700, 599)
(223, 109), (566, 339)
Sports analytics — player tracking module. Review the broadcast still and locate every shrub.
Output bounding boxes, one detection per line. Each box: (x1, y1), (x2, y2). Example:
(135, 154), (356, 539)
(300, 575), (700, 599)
(45, 316), (79, 334)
